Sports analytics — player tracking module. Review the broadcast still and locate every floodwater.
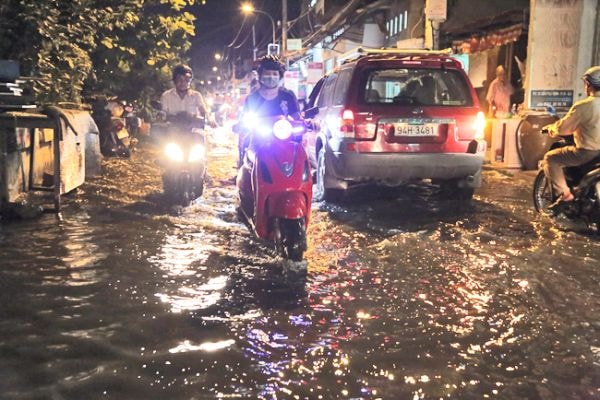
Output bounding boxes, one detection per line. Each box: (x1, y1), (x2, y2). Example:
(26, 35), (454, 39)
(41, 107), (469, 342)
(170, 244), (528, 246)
(1, 127), (599, 400)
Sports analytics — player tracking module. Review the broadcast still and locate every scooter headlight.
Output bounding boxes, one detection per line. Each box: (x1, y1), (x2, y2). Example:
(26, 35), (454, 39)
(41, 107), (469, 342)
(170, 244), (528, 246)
(188, 143), (206, 162)
(165, 143), (184, 162)
(273, 119), (293, 140)
(242, 112), (258, 129)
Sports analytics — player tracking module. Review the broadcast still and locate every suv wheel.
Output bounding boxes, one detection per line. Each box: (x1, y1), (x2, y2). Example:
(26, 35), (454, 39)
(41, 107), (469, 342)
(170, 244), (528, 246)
(314, 148), (341, 202)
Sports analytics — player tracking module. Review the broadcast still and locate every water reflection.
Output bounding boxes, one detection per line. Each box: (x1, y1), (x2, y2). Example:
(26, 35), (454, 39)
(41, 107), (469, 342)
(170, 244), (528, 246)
(150, 227), (228, 313)
(2, 137), (600, 399)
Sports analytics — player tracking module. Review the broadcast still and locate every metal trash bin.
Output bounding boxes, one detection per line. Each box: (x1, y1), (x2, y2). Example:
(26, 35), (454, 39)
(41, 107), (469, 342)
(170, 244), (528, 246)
(0, 108), (101, 208)
(515, 110), (560, 171)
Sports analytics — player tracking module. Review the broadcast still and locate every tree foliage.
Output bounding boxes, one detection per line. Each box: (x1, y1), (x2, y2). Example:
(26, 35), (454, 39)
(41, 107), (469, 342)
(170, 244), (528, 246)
(0, 0), (198, 108)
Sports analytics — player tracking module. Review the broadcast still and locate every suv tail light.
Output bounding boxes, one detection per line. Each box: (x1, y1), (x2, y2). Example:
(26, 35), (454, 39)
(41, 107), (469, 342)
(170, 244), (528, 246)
(339, 109), (355, 137)
(474, 111), (486, 139)
(334, 109), (376, 140)
(328, 109), (356, 139)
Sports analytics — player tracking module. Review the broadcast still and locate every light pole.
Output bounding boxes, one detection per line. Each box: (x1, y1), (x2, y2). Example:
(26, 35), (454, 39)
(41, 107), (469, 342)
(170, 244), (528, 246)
(241, 3), (276, 48)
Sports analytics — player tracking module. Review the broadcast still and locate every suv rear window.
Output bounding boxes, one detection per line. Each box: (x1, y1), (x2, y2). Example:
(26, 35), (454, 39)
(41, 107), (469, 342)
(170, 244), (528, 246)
(362, 68), (473, 106)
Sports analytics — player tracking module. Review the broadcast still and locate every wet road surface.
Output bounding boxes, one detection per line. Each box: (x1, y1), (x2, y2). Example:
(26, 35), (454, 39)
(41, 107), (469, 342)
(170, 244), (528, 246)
(0, 127), (599, 399)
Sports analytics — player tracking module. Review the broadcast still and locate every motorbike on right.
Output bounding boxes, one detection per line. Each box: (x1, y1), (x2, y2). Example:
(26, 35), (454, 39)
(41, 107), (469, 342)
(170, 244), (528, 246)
(533, 128), (600, 231)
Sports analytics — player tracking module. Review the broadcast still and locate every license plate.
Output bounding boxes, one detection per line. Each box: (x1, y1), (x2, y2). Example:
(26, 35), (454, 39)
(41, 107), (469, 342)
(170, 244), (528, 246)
(394, 123), (438, 136)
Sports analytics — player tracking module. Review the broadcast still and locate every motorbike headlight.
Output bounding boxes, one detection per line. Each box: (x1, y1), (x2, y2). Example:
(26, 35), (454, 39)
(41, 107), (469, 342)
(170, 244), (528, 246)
(273, 119), (293, 140)
(165, 143), (184, 162)
(256, 124), (272, 138)
(242, 112), (258, 128)
(188, 143), (206, 162)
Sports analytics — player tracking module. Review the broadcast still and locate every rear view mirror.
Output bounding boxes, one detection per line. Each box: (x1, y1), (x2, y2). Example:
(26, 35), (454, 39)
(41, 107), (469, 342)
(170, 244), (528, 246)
(304, 106), (318, 119)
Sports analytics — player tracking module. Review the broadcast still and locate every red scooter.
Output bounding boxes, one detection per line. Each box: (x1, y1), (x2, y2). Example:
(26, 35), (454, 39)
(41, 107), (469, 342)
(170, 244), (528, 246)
(236, 113), (313, 261)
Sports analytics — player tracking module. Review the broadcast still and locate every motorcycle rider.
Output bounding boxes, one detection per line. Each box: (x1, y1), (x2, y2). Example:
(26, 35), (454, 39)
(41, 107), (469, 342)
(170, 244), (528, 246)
(543, 65), (600, 211)
(160, 64), (208, 123)
(242, 55), (301, 120)
(236, 55), (301, 164)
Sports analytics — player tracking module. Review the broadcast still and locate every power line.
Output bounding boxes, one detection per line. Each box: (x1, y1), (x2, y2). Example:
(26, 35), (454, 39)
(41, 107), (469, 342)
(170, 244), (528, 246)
(226, 15), (249, 48)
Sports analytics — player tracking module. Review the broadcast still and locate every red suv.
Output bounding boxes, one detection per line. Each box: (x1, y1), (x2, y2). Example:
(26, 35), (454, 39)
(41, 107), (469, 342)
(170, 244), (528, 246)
(304, 48), (487, 201)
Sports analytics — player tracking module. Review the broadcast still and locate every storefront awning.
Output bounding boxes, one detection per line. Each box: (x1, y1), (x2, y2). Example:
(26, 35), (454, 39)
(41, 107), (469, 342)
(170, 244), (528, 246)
(440, 0), (529, 52)
(451, 23), (525, 54)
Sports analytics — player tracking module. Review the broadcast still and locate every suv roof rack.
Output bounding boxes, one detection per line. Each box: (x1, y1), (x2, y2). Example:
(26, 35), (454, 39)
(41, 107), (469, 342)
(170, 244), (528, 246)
(337, 46), (453, 64)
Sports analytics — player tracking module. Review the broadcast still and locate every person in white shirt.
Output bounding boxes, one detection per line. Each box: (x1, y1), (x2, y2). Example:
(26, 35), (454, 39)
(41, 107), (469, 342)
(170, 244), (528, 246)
(160, 64), (208, 120)
(486, 65), (514, 118)
(543, 65), (600, 211)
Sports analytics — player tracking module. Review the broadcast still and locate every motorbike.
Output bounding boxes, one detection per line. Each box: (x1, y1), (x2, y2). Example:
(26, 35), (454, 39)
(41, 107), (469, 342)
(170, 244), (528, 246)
(236, 113), (313, 261)
(533, 130), (600, 231)
(123, 101), (142, 139)
(154, 113), (207, 207)
(90, 96), (132, 157)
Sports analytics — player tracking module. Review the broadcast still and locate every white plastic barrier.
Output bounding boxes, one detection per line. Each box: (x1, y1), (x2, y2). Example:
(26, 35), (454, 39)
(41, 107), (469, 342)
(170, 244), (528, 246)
(490, 118), (522, 169)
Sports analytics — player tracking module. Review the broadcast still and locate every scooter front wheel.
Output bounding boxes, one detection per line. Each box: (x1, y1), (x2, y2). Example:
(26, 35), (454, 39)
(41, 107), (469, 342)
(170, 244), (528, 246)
(276, 218), (307, 261)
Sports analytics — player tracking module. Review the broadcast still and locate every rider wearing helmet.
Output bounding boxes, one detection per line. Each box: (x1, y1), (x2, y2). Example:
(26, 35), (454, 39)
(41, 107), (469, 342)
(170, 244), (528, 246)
(160, 64), (208, 120)
(543, 65), (600, 211)
(235, 56), (301, 166)
(242, 55), (301, 120)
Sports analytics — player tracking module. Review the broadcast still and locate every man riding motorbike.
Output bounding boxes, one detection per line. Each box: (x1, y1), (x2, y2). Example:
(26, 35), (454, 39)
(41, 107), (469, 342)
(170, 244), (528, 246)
(236, 55), (302, 162)
(160, 64), (209, 123)
(243, 55), (301, 119)
(155, 64), (209, 206)
(542, 65), (600, 212)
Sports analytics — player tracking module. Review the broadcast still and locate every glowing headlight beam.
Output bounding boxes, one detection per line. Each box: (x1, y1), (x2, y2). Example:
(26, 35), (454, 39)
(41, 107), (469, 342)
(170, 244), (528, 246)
(273, 119), (293, 140)
(188, 144), (206, 162)
(242, 112), (258, 129)
(165, 143), (184, 162)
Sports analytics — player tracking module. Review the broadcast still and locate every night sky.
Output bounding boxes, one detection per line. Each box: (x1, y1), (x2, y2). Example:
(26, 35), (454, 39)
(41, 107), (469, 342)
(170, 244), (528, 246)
(191, 0), (301, 74)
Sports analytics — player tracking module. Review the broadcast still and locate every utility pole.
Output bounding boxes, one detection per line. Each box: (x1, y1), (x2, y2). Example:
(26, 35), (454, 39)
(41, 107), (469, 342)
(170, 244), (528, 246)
(282, 0), (288, 61)
(252, 25), (257, 61)
(424, 0), (446, 50)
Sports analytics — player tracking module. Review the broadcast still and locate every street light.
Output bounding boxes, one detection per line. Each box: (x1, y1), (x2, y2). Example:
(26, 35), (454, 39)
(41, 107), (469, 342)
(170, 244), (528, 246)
(214, 53), (222, 61)
(241, 2), (276, 46)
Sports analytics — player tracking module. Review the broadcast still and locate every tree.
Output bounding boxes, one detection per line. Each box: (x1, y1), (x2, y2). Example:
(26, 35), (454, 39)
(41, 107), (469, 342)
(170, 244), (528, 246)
(87, 0), (198, 114)
(0, 0), (198, 108)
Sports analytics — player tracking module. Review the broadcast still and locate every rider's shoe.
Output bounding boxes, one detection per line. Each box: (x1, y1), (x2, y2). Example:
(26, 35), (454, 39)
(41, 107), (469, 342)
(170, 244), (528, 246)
(549, 193), (574, 215)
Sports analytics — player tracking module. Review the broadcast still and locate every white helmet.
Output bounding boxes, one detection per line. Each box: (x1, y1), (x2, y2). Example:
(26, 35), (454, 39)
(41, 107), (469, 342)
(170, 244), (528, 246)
(582, 66), (600, 89)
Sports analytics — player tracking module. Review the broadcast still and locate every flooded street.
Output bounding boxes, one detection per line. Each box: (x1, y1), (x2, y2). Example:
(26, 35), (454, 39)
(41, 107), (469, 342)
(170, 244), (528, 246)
(1, 127), (599, 400)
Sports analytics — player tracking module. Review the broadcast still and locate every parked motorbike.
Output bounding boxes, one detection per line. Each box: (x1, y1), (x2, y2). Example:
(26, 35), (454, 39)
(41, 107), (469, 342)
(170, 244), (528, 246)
(236, 113), (313, 261)
(90, 96), (131, 157)
(533, 129), (600, 231)
(123, 101), (142, 139)
(155, 113), (207, 207)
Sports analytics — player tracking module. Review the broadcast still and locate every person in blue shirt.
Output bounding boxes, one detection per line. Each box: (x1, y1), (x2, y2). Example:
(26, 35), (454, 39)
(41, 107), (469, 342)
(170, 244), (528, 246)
(235, 56), (301, 166)
(242, 55), (301, 120)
